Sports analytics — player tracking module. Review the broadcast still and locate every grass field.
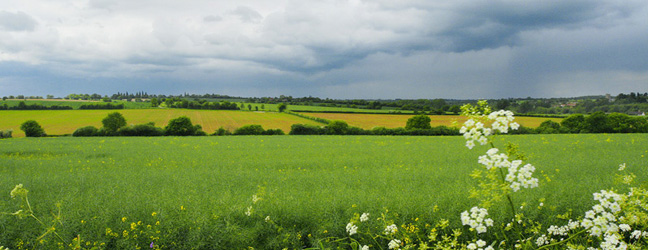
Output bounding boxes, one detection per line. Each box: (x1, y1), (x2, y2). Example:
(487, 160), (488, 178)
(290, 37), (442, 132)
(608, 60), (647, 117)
(0, 99), (151, 109)
(301, 113), (563, 129)
(0, 109), (322, 137)
(0, 134), (646, 249)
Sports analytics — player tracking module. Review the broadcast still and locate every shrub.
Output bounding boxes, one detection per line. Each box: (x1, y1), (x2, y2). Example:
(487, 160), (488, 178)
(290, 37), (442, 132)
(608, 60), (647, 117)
(289, 124), (325, 135)
(234, 125), (265, 135)
(263, 128), (285, 135)
(535, 120), (561, 134)
(102, 112), (127, 134)
(405, 115), (432, 130)
(0, 129), (12, 139)
(325, 120), (349, 135)
(118, 123), (164, 136)
(561, 114), (585, 133)
(164, 116), (203, 136)
(212, 127), (232, 136)
(20, 120), (46, 137)
(73, 126), (99, 137)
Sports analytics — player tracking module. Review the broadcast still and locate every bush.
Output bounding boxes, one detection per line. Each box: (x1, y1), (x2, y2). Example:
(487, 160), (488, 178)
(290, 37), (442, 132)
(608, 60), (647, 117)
(263, 129), (285, 135)
(289, 124), (325, 135)
(212, 127), (232, 136)
(325, 120), (349, 135)
(20, 120), (46, 137)
(561, 114), (585, 133)
(164, 116), (203, 136)
(0, 129), (12, 139)
(405, 115), (432, 130)
(118, 123), (164, 136)
(535, 120), (561, 134)
(234, 125), (265, 135)
(73, 126), (99, 137)
(102, 112), (127, 134)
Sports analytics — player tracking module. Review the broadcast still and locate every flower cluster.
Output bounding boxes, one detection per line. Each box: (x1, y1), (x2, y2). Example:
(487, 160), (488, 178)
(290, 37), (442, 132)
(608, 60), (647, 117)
(467, 239), (494, 250)
(460, 110), (520, 149)
(477, 148), (539, 192)
(581, 190), (624, 237)
(346, 222), (358, 236)
(384, 224), (398, 235)
(388, 239), (401, 249)
(460, 207), (493, 234)
(360, 213), (370, 222)
(487, 110), (519, 134)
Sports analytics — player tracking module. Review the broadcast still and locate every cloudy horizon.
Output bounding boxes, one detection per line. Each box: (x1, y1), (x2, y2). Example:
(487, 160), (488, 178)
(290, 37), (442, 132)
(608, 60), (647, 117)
(1, 0), (647, 99)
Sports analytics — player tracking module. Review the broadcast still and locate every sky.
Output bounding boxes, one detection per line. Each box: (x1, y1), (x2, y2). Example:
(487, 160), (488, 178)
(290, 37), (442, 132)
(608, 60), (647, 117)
(0, 0), (647, 99)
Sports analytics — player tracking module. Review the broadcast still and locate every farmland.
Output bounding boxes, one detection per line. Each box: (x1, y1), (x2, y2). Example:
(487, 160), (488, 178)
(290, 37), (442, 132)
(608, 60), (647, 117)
(302, 113), (563, 129)
(0, 134), (646, 249)
(0, 110), (323, 137)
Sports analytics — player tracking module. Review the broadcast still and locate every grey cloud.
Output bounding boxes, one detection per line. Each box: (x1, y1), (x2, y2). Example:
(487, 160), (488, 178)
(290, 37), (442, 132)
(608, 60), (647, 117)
(232, 6), (262, 23)
(203, 15), (222, 22)
(0, 11), (37, 31)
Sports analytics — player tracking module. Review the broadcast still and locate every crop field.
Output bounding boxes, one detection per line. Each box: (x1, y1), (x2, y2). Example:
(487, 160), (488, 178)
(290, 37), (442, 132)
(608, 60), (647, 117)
(0, 99), (151, 109)
(0, 134), (646, 249)
(301, 113), (563, 129)
(0, 110), (322, 137)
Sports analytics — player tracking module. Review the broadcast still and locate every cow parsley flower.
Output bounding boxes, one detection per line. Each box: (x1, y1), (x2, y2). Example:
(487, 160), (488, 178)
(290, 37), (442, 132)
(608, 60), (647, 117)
(461, 207), (493, 234)
(346, 222), (358, 236)
(388, 239), (401, 249)
(361, 245), (369, 250)
(360, 213), (370, 222)
(384, 224), (398, 235)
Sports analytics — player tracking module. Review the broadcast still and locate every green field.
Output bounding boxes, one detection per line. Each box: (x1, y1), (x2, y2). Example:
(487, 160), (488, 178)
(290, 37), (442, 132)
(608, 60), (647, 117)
(302, 113), (563, 129)
(0, 134), (646, 249)
(0, 110), (322, 137)
(0, 99), (151, 109)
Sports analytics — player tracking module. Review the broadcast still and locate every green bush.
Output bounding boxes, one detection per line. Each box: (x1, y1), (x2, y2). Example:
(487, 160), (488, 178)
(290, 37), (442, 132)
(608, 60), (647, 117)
(20, 120), (46, 137)
(234, 125), (265, 135)
(0, 129), (12, 139)
(325, 120), (349, 135)
(118, 123), (164, 136)
(212, 127), (232, 136)
(102, 112), (127, 134)
(405, 115), (432, 130)
(289, 124), (325, 135)
(73, 126), (99, 137)
(164, 116), (203, 136)
(262, 128), (285, 135)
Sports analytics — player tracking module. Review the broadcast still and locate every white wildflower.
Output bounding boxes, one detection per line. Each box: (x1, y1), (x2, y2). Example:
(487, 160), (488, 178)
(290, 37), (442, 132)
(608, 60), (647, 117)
(360, 213), (370, 222)
(618, 163), (626, 171)
(264, 216), (270, 222)
(461, 207), (492, 234)
(346, 222), (358, 236)
(384, 224), (398, 235)
(388, 239), (401, 249)
(245, 206), (252, 216)
(361, 245), (370, 250)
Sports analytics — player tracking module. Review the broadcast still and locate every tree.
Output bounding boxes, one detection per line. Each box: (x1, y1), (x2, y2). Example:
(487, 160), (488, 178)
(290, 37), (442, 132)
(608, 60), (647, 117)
(277, 103), (287, 112)
(248, 104), (252, 111)
(151, 98), (159, 107)
(164, 116), (202, 136)
(102, 112), (127, 134)
(405, 115), (432, 130)
(449, 105), (461, 115)
(234, 125), (265, 135)
(325, 120), (349, 135)
(585, 111), (612, 133)
(20, 120), (46, 137)
(561, 114), (585, 133)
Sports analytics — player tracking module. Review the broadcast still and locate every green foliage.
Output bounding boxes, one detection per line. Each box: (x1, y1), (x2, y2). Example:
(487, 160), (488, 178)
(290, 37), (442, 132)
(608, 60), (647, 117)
(0, 129), (12, 139)
(289, 124), (325, 135)
(561, 114), (586, 133)
(118, 123), (165, 136)
(325, 120), (350, 135)
(277, 103), (287, 112)
(535, 120), (561, 134)
(234, 124), (265, 135)
(585, 111), (612, 133)
(212, 127), (232, 136)
(102, 112), (127, 134)
(164, 116), (203, 136)
(405, 115), (432, 130)
(151, 98), (159, 107)
(19, 120), (45, 137)
(73, 126), (100, 137)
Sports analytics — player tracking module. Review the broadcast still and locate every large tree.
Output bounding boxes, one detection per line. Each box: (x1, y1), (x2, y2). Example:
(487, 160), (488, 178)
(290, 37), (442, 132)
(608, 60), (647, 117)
(405, 115), (432, 130)
(102, 112), (127, 134)
(20, 120), (46, 137)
